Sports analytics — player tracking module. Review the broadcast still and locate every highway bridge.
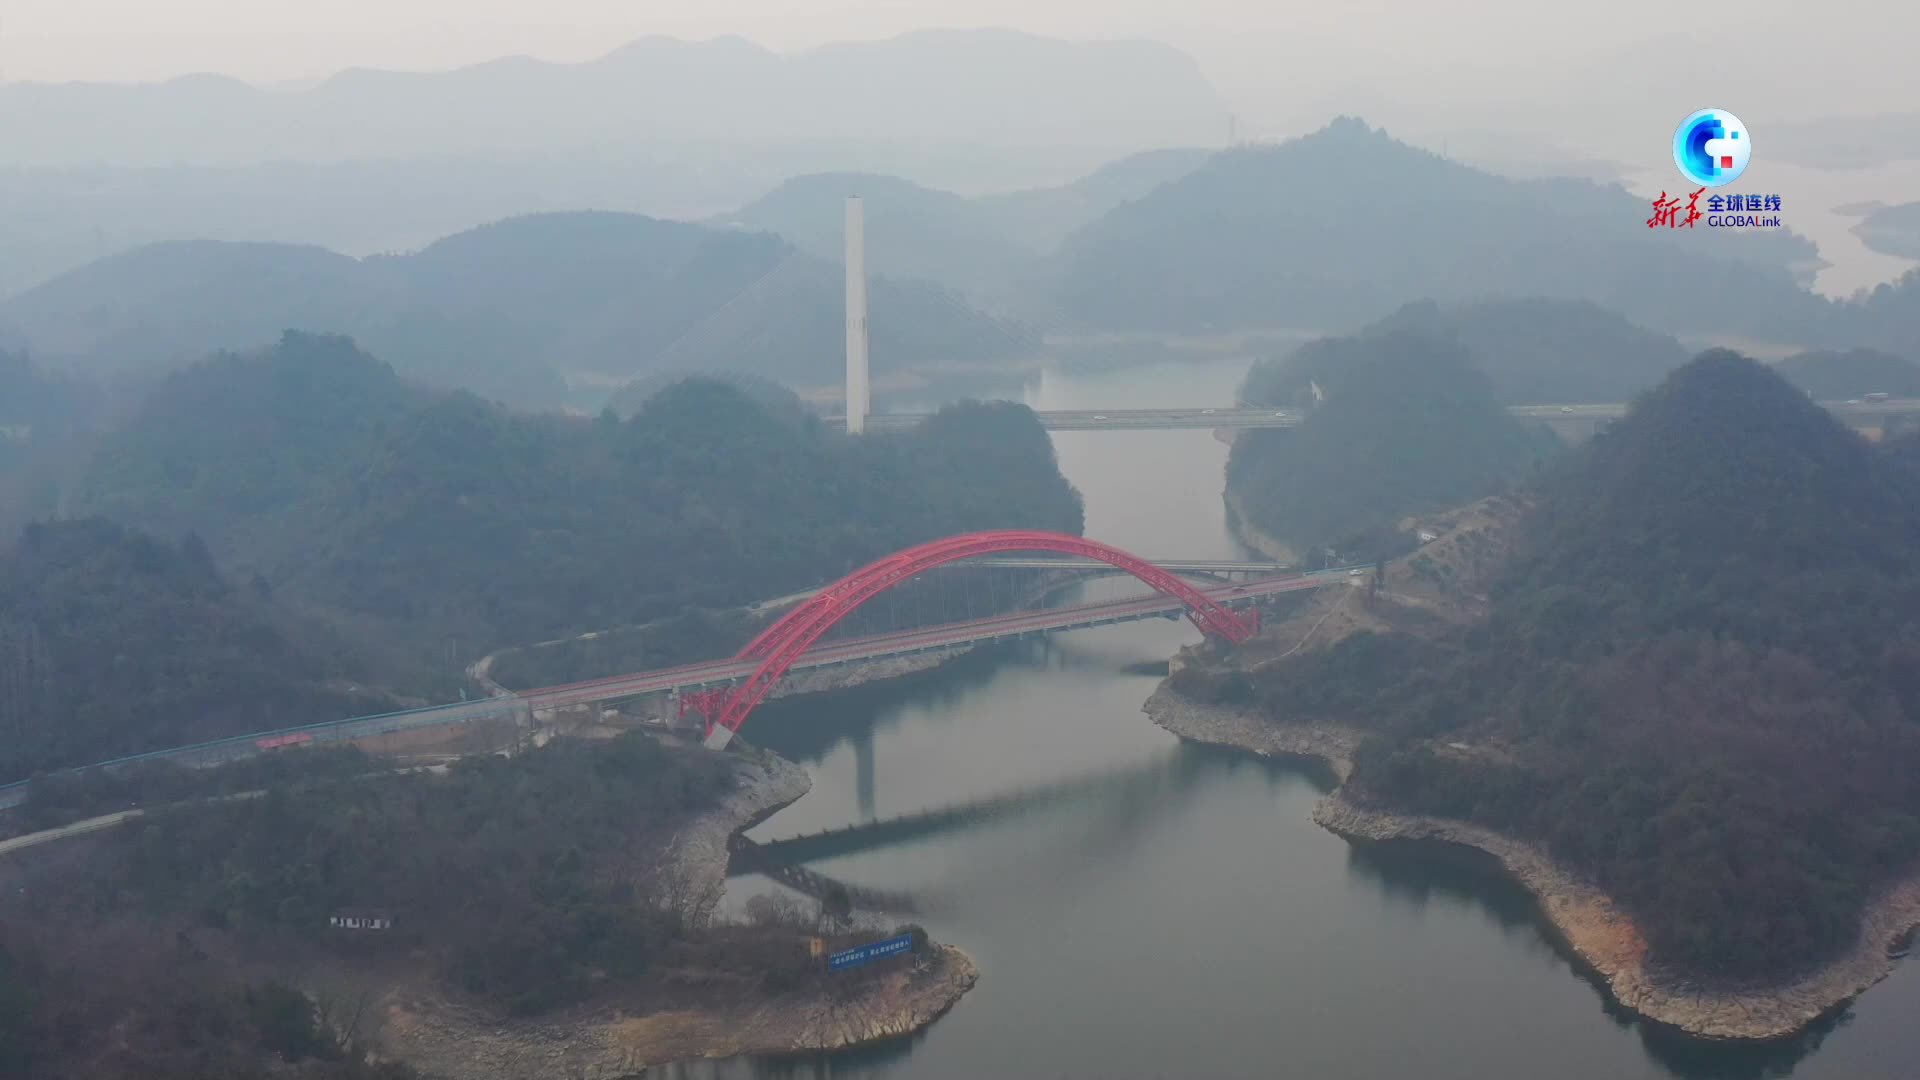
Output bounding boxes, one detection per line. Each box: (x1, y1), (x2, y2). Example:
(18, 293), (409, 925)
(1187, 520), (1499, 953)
(524, 568), (1339, 718)
(834, 398), (1920, 433)
(963, 556), (1288, 574)
(0, 536), (1345, 807)
(847, 407), (1302, 432)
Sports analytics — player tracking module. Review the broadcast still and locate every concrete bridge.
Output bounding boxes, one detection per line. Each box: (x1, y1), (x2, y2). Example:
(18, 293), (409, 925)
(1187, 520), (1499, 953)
(834, 398), (1920, 435)
(1, 540), (1345, 806)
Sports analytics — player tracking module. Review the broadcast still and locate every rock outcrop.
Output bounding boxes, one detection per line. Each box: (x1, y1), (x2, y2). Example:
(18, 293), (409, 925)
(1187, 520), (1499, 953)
(1148, 678), (1920, 1042)
(1314, 793), (1920, 1041)
(376, 947), (978, 1080)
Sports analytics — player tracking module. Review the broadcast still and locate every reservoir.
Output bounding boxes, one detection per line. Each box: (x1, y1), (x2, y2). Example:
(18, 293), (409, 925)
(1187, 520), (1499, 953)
(647, 358), (1920, 1080)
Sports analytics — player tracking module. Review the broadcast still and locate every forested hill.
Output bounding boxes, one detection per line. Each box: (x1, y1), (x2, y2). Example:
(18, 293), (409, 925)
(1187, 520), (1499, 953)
(716, 172), (1033, 303)
(0, 519), (379, 778)
(1771, 347), (1920, 400)
(1252, 351), (1920, 980)
(1225, 331), (1556, 561)
(714, 149), (1212, 305)
(1043, 117), (1831, 342)
(73, 332), (430, 558)
(0, 350), (102, 530)
(71, 333), (1084, 660)
(0, 212), (1033, 409)
(1342, 298), (1692, 404)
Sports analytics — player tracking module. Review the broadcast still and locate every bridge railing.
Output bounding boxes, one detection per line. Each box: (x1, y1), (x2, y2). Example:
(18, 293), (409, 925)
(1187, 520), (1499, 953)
(1, 565), (1352, 811)
(0, 696), (530, 810)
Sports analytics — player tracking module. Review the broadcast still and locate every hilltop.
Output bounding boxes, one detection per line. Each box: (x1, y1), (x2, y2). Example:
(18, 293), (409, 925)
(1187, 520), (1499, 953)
(1225, 330), (1556, 562)
(65, 333), (1084, 661)
(1229, 352), (1920, 986)
(0, 212), (1032, 408)
(0, 31), (1227, 170)
(1044, 118), (1833, 342)
(1773, 346), (1920, 399)
(717, 149), (1212, 305)
(1328, 297), (1692, 404)
(715, 172), (1030, 302)
(1850, 268), (1920, 367)
(975, 147), (1212, 249)
(0, 518), (385, 777)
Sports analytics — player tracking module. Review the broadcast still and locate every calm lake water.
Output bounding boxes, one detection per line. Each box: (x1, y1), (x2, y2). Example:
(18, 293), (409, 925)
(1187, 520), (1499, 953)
(644, 359), (1920, 1080)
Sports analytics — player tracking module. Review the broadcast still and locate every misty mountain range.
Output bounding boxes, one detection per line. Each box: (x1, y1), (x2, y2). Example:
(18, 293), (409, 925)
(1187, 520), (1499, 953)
(0, 30), (1227, 170)
(0, 213), (1035, 408)
(7, 116), (1920, 418)
(712, 148), (1211, 306)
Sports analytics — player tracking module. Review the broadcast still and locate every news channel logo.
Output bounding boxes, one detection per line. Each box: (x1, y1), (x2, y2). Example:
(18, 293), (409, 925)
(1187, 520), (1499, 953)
(1672, 109), (1751, 187)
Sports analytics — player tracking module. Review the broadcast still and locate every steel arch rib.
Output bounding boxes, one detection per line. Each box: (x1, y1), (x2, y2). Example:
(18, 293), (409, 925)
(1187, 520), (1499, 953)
(708, 531), (1254, 746)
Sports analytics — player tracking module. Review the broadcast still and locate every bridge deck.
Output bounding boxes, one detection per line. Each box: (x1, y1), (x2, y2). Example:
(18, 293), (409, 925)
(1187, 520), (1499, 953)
(961, 556), (1288, 572)
(0, 568), (1350, 807)
(835, 399), (1920, 432)
(524, 570), (1345, 710)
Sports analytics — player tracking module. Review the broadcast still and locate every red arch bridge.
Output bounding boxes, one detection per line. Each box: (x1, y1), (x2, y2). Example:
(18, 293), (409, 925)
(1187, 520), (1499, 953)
(0, 532), (1356, 809)
(521, 530), (1352, 750)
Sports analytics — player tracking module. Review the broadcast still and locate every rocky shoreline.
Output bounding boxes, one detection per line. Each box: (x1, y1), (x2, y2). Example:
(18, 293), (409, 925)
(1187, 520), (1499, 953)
(1223, 488), (1297, 564)
(1144, 682), (1920, 1042)
(376, 945), (978, 1080)
(662, 750), (815, 926)
(1143, 681), (1358, 783)
(773, 646), (971, 701)
(372, 750), (980, 1077)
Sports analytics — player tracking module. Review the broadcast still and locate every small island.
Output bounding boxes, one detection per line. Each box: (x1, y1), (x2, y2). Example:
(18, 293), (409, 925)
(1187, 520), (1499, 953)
(1164, 349), (1920, 1040)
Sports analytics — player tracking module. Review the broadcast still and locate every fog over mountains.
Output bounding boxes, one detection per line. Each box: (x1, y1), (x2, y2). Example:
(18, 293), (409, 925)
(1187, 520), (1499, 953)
(0, 213), (1036, 408)
(0, 30), (1230, 300)
(0, 30), (1228, 169)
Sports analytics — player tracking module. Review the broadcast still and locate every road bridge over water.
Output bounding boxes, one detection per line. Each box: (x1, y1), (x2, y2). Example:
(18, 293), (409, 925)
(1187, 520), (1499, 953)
(1, 536), (1347, 807)
(834, 398), (1920, 433)
(962, 556), (1287, 574)
(530, 567), (1341, 728)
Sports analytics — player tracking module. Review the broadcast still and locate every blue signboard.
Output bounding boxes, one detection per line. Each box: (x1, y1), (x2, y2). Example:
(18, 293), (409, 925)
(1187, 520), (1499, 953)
(827, 933), (915, 972)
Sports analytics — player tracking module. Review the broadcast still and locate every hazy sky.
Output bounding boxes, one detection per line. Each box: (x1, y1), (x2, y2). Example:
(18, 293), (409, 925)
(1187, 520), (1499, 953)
(5, 0), (1911, 136)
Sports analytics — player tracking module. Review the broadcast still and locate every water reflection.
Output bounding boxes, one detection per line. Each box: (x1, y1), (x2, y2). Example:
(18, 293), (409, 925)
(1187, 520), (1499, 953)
(1339, 838), (1844, 1080)
(649, 359), (1920, 1080)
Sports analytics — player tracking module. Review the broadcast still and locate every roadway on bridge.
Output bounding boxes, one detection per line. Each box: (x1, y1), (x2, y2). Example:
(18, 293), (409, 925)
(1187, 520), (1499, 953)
(853, 407), (1301, 432)
(523, 570), (1347, 712)
(0, 558), (1336, 809)
(963, 556), (1289, 573)
(842, 398), (1920, 432)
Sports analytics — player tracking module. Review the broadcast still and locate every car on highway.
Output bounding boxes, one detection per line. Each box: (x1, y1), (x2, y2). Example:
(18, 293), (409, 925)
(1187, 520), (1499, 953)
(1847, 399), (1863, 405)
(1560, 406), (1574, 413)
(1093, 414), (1108, 421)
(1274, 411), (1285, 417)
(1201, 408), (1216, 414)
(1349, 568), (1366, 576)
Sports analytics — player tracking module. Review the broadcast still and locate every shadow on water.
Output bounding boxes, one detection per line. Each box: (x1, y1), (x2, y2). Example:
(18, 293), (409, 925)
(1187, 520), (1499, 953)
(746, 632), (1179, 768)
(746, 643), (1024, 764)
(1341, 838), (1840, 1080)
(735, 749), (1232, 870)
